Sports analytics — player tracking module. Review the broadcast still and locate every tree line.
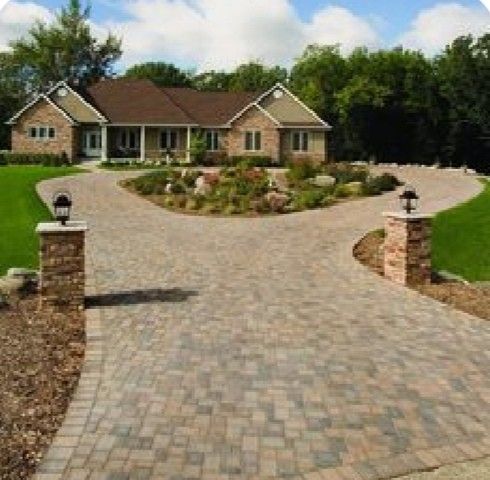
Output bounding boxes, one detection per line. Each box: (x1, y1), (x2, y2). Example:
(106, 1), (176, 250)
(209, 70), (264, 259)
(1, 0), (488, 172)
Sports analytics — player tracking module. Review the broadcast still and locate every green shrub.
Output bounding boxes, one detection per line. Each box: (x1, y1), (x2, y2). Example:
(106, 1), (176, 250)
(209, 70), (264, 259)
(333, 184), (352, 198)
(130, 169), (174, 195)
(291, 188), (326, 210)
(324, 163), (369, 184)
(170, 181), (186, 195)
(0, 153), (6, 166)
(227, 156), (275, 168)
(286, 159), (320, 184)
(2, 152), (69, 166)
(362, 173), (401, 196)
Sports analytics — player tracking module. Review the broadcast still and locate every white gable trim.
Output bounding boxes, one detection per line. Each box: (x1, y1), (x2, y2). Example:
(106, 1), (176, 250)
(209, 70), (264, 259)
(6, 94), (78, 126)
(264, 83), (332, 129)
(47, 81), (108, 123)
(226, 83), (331, 129)
(227, 102), (281, 127)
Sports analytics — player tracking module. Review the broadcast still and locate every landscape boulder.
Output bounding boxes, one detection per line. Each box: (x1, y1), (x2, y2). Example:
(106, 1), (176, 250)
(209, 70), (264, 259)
(265, 192), (289, 213)
(311, 175), (336, 188)
(194, 183), (212, 196)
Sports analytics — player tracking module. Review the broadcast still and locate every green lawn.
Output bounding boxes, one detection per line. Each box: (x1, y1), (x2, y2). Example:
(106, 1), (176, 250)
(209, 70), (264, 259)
(433, 178), (490, 282)
(0, 166), (83, 275)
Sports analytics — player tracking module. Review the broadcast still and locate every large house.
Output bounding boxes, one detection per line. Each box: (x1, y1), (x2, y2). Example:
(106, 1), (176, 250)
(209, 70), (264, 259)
(7, 79), (331, 164)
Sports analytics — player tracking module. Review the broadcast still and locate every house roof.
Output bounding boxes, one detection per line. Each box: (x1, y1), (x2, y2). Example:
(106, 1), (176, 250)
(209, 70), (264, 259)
(162, 88), (259, 126)
(84, 79), (196, 125)
(7, 79), (331, 129)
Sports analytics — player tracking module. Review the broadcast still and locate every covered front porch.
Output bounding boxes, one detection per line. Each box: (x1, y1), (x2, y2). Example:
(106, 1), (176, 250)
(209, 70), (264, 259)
(80, 125), (193, 163)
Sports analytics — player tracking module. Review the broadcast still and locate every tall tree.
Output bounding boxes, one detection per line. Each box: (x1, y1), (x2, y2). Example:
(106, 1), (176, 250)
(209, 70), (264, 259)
(0, 53), (30, 148)
(229, 62), (287, 92)
(436, 34), (490, 172)
(9, 0), (121, 91)
(192, 70), (232, 91)
(290, 45), (349, 159)
(125, 62), (192, 87)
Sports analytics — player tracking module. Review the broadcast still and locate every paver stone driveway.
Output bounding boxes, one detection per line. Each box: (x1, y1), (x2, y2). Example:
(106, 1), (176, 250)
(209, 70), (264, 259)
(35, 167), (489, 480)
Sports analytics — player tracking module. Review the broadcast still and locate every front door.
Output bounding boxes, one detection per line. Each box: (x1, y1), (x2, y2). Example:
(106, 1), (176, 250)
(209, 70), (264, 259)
(82, 130), (102, 158)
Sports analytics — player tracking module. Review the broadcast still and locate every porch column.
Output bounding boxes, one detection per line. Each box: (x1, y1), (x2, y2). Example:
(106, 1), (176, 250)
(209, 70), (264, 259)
(186, 126), (191, 163)
(140, 126), (146, 163)
(101, 125), (108, 162)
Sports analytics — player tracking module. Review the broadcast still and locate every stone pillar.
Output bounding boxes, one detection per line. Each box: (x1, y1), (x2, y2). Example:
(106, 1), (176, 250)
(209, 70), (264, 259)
(383, 212), (433, 286)
(36, 221), (88, 312)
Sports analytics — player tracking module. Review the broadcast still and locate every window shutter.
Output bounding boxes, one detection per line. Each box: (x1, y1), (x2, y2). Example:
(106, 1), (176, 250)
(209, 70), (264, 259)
(245, 132), (253, 151)
(255, 131), (261, 151)
(292, 132), (300, 151)
(302, 132), (309, 152)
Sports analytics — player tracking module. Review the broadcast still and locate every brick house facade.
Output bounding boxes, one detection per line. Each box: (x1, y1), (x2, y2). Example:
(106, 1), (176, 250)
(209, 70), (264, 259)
(11, 98), (79, 160)
(7, 81), (331, 164)
(227, 106), (281, 160)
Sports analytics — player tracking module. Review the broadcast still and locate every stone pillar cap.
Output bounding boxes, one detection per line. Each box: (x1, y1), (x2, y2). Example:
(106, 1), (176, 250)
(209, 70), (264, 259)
(36, 221), (88, 233)
(383, 212), (434, 220)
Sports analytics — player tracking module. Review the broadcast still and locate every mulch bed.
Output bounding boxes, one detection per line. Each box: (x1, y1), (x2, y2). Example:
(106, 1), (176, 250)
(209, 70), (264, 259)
(0, 297), (85, 479)
(354, 231), (490, 321)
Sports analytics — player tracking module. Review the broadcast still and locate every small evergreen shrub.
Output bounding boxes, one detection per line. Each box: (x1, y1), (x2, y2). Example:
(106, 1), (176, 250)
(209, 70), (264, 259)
(2, 152), (69, 166)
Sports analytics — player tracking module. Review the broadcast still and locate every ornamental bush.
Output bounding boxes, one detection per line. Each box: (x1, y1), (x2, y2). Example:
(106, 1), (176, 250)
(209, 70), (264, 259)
(1, 152), (69, 166)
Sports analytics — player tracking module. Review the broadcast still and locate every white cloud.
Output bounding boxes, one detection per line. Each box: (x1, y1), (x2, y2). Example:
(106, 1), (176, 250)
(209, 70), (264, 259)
(398, 3), (490, 55)
(99, 0), (380, 70)
(0, 1), (52, 51)
(2, 0), (488, 71)
(306, 6), (380, 54)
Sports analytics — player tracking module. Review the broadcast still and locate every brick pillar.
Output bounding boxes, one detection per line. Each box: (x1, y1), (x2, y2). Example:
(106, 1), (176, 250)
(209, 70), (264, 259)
(383, 213), (433, 286)
(36, 221), (88, 312)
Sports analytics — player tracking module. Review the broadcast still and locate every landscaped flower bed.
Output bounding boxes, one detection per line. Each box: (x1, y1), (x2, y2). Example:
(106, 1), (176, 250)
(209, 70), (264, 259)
(123, 160), (402, 216)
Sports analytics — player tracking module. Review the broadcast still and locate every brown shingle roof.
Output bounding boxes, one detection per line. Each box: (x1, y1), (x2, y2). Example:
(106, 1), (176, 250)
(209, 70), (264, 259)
(85, 79), (195, 125)
(162, 88), (259, 126)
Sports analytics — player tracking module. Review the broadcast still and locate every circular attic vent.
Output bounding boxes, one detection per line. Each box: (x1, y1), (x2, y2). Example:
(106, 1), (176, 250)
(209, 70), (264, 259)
(57, 87), (68, 98)
(273, 89), (284, 99)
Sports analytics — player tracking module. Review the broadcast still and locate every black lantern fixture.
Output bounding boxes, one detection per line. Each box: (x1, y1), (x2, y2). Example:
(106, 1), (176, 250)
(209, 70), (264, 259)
(399, 185), (419, 214)
(52, 191), (72, 226)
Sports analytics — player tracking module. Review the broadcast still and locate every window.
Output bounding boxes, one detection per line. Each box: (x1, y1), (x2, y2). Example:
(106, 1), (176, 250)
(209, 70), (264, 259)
(160, 129), (178, 150)
(244, 131), (261, 151)
(292, 131), (309, 152)
(27, 126), (56, 141)
(206, 130), (219, 151)
(119, 128), (140, 150)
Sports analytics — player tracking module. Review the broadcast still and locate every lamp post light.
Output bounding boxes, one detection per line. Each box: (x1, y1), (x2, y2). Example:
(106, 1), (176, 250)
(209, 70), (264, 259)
(399, 185), (419, 215)
(52, 191), (72, 226)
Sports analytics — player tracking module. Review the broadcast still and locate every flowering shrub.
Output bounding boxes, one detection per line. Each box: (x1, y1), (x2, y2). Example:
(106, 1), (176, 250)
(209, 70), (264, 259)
(125, 162), (401, 216)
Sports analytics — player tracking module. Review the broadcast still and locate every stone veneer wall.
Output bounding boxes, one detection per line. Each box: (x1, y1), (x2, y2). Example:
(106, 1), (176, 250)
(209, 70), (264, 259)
(227, 106), (280, 162)
(38, 224), (86, 312)
(11, 99), (77, 160)
(384, 213), (432, 286)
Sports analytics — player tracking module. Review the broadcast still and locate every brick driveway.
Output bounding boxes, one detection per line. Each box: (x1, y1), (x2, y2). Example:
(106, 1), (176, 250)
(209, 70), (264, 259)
(36, 168), (489, 480)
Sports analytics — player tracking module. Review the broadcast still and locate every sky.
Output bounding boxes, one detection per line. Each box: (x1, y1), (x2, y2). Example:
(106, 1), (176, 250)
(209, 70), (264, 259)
(0, 0), (489, 72)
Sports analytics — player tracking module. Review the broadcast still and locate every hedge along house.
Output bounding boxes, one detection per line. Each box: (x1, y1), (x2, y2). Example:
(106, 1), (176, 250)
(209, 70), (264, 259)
(7, 79), (331, 164)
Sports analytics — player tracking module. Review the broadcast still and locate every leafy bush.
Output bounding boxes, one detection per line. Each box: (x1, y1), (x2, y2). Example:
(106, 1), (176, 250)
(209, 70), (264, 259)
(2, 152), (70, 166)
(189, 132), (207, 164)
(286, 159), (320, 184)
(324, 163), (369, 184)
(333, 184), (352, 198)
(363, 173), (402, 195)
(227, 156), (275, 168)
(291, 188), (327, 211)
(129, 169), (176, 195)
